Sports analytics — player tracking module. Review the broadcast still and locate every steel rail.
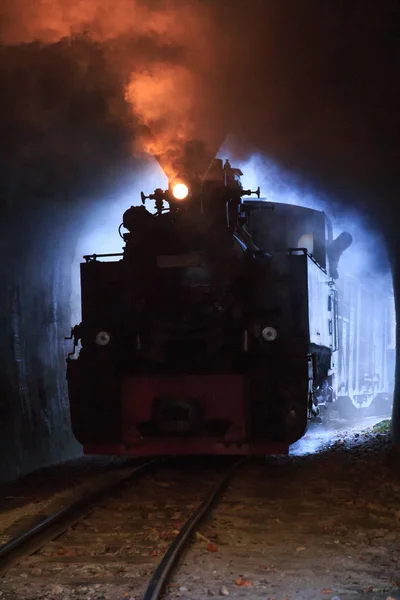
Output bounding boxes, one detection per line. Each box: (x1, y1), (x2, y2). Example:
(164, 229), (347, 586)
(143, 457), (246, 600)
(0, 458), (160, 575)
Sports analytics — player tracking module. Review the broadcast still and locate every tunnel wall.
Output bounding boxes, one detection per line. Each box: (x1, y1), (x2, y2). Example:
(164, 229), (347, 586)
(390, 240), (400, 445)
(0, 38), (136, 482)
(0, 210), (81, 483)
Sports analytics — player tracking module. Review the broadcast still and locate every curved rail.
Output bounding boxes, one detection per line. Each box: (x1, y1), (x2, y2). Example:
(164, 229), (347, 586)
(143, 457), (245, 600)
(0, 458), (160, 574)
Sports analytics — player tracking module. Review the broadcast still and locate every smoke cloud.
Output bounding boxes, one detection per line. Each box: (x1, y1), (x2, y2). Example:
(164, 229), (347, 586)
(0, 0), (227, 180)
(1, 1), (397, 205)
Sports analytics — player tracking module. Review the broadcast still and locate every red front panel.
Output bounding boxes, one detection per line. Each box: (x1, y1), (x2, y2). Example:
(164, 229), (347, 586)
(83, 374), (289, 456)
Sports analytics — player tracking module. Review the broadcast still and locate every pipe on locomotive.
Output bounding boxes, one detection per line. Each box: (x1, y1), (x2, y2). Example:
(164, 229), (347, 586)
(140, 177), (192, 216)
(138, 158), (260, 221)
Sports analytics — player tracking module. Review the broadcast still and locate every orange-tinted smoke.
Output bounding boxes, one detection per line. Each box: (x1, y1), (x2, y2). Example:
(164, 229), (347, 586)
(0, 0), (176, 45)
(0, 0), (226, 179)
(126, 64), (222, 179)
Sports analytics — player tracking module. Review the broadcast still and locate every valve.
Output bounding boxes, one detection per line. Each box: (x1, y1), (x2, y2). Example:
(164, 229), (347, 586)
(140, 188), (166, 205)
(241, 186), (261, 198)
(140, 188), (167, 215)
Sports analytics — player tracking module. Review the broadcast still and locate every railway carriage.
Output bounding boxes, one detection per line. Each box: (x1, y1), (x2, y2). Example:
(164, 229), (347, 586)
(334, 273), (394, 419)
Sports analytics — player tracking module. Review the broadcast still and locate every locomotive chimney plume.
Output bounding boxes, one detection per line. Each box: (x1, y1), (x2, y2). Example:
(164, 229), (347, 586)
(0, 0), (226, 181)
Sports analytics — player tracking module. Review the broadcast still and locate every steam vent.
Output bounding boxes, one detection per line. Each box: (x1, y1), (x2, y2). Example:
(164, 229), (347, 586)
(0, 2), (399, 599)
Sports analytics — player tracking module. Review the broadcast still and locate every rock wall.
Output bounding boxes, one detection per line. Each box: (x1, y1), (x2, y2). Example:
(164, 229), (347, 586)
(0, 213), (80, 482)
(0, 38), (133, 482)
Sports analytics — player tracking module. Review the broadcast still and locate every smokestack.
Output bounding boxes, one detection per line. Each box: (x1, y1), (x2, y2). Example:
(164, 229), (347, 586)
(153, 138), (227, 183)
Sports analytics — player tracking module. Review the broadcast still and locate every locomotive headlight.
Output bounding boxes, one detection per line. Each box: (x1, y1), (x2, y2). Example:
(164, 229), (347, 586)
(95, 331), (111, 346)
(172, 182), (189, 200)
(261, 326), (278, 342)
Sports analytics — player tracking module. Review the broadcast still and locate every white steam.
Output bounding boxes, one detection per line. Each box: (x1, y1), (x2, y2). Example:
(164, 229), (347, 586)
(218, 145), (392, 282)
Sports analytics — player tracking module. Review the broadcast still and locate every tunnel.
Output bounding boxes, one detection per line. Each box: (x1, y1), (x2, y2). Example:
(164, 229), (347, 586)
(0, 2), (399, 484)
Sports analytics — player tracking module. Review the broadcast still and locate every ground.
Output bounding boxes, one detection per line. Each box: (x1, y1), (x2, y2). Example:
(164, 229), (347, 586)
(0, 418), (399, 600)
(175, 418), (399, 600)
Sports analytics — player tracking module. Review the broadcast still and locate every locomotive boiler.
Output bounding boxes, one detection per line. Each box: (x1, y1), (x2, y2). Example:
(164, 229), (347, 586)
(66, 158), (344, 455)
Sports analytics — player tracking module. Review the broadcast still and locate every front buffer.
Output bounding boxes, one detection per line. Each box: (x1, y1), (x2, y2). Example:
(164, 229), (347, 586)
(68, 362), (289, 455)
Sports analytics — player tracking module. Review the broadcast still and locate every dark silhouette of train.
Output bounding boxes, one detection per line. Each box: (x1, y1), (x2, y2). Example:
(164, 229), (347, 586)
(66, 157), (394, 455)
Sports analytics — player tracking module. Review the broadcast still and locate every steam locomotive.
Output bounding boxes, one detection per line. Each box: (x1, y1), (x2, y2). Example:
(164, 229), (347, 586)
(66, 158), (394, 455)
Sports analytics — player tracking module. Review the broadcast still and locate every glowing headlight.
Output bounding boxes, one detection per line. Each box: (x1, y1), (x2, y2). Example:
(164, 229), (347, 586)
(261, 326), (277, 342)
(172, 183), (189, 200)
(96, 331), (111, 346)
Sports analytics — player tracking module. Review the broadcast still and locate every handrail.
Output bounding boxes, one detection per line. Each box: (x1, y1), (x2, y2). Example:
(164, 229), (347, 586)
(81, 248), (328, 275)
(287, 247), (327, 274)
(83, 253), (123, 263)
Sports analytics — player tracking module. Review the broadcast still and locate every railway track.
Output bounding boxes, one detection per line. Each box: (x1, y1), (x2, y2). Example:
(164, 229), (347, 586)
(0, 456), (245, 600)
(0, 458), (160, 576)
